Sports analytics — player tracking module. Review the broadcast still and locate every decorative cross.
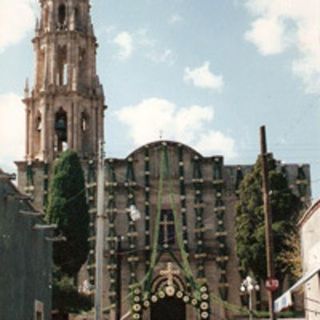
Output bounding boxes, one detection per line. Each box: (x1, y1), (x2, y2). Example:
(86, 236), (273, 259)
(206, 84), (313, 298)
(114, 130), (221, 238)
(160, 262), (180, 286)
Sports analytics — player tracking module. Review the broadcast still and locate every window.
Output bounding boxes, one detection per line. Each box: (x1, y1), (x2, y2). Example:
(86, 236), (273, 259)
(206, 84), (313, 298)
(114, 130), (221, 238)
(81, 112), (88, 132)
(36, 115), (42, 132)
(58, 4), (66, 26)
(159, 210), (175, 246)
(34, 300), (44, 320)
(55, 108), (67, 152)
(57, 46), (67, 85)
(74, 7), (81, 30)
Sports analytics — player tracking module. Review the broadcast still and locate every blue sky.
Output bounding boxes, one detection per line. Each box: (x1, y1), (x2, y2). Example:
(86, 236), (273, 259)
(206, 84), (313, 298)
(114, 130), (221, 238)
(0, 0), (320, 199)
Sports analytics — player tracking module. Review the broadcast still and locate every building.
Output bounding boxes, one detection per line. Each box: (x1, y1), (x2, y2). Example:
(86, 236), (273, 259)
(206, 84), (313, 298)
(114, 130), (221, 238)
(275, 200), (320, 319)
(100, 142), (311, 320)
(16, 1), (312, 319)
(299, 200), (320, 320)
(0, 169), (52, 320)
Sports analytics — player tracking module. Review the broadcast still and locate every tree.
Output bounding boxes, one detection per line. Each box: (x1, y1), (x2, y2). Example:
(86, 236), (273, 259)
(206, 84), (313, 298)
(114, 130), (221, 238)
(235, 155), (302, 284)
(52, 270), (92, 317)
(46, 150), (90, 277)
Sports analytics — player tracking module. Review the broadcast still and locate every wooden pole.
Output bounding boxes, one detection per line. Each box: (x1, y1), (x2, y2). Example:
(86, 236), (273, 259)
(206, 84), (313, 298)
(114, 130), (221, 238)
(260, 126), (276, 320)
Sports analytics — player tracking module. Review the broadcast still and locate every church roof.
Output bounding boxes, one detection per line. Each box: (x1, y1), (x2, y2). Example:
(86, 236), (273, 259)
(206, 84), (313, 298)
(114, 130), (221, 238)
(107, 140), (219, 161)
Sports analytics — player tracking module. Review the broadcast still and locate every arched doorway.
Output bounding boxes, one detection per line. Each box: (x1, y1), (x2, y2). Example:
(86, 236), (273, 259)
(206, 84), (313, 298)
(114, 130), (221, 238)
(150, 296), (186, 320)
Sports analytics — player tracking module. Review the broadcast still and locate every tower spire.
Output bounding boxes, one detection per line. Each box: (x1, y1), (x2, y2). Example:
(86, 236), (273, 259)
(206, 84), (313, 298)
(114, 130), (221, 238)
(23, 0), (105, 162)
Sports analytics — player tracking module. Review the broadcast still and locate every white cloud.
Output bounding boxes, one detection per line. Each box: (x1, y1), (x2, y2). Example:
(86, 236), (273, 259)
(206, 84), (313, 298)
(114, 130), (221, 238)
(169, 14), (183, 24)
(244, 0), (320, 94)
(110, 28), (175, 65)
(245, 17), (287, 55)
(184, 62), (224, 91)
(0, 0), (37, 52)
(195, 131), (236, 158)
(116, 98), (236, 158)
(113, 31), (134, 60)
(147, 49), (175, 65)
(0, 93), (25, 170)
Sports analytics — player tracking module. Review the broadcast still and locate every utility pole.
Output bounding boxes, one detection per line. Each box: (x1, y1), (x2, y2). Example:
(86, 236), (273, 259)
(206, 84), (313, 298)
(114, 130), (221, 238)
(95, 140), (106, 320)
(260, 126), (276, 320)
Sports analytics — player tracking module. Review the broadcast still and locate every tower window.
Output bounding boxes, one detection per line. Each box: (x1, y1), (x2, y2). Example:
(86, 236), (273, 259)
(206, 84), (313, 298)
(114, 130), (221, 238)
(81, 112), (89, 132)
(57, 46), (67, 86)
(36, 115), (42, 132)
(55, 108), (67, 152)
(58, 4), (66, 28)
(74, 7), (81, 31)
(44, 6), (49, 29)
(159, 210), (175, 246)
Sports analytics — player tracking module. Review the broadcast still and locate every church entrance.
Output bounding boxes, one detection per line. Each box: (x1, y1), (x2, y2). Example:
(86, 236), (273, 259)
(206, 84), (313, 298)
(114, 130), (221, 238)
(150, 297), (186, 320)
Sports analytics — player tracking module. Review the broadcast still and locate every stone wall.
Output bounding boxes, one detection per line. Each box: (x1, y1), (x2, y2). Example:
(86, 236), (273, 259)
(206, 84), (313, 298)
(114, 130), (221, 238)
(0, 170), (52, 320)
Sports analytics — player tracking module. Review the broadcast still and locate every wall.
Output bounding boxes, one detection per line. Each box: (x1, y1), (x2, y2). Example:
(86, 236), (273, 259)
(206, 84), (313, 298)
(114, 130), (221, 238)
(0, 171), (52, 320)
(301, 203), (320, 320)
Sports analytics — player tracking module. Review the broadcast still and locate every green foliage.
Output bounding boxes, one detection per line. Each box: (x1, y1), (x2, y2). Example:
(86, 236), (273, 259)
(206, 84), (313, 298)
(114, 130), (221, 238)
(235, 155), (301, 283)
(52, 270), (92, 313)
(46, 150), (89, 277)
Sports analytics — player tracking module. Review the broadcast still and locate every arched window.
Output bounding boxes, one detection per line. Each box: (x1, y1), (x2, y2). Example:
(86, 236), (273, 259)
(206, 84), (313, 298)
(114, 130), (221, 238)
(44, 6), (49, 29)
(55, 107), (67, 152)
(74, 7), (81, 30)
(36, 115), (42, 132)
(57, 46), (67, 86)
(58, 4), (66, 28)
(79, 48), (86, 87)
(81, 112), (89, 132)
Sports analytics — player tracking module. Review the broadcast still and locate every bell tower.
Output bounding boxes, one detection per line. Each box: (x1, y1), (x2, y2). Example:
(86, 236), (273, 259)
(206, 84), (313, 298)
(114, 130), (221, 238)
(17, 0), (105, 209)
(24, 0), (105, 163)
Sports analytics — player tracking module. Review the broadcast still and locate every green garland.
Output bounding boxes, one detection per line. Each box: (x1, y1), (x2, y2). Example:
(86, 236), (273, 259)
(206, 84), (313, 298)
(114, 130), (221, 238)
(125, 157), (139, 289)
(178, 145), (189, 253)
(144, 147), (151, 271)
(106, 159), (118, 306)
(212, 157), (229, 301)
(86, 159), (97, 285)
(192, 155), (206, 281)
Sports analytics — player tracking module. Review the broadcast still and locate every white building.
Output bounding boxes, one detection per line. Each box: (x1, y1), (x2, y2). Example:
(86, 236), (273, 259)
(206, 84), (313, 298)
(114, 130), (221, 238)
(275, 200), (320, 319)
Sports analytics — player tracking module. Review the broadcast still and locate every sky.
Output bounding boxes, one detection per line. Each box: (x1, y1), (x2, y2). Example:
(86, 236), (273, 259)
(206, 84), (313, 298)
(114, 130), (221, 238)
(0, 0), (320, 199)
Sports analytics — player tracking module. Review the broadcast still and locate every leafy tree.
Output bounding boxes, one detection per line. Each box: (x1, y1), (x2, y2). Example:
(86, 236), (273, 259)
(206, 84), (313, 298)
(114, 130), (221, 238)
(235, 155), (302, 284)
(46, 150), (90, 277)
(278, 232), (302, 279)
(52, 272), (92, 315)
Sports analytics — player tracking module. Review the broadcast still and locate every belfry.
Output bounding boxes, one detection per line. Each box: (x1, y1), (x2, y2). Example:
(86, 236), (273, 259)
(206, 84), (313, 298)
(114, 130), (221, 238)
(17, 0), (105, 209)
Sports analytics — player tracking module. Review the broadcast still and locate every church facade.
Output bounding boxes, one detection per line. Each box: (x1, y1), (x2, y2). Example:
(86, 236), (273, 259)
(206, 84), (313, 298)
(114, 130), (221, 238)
(16, 1), (311, 320)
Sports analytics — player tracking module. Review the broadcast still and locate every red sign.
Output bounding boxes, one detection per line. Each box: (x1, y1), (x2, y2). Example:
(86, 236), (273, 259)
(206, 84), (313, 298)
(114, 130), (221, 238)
(265, 278), (279, 292)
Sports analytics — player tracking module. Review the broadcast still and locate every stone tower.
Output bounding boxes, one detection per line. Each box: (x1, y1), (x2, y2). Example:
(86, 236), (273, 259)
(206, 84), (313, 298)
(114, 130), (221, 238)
(17, 0), (105, 209)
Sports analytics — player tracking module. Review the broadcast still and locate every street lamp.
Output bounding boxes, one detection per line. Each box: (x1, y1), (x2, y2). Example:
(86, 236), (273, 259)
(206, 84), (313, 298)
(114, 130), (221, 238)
(240, 276), (260, 320)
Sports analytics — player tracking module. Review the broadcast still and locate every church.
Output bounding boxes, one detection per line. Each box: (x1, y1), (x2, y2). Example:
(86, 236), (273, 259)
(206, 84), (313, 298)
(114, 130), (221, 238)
(15, 1), (311, 319)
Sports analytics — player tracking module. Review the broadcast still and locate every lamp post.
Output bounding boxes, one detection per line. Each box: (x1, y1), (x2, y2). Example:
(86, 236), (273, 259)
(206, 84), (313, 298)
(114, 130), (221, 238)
(240, 276), (260, 320)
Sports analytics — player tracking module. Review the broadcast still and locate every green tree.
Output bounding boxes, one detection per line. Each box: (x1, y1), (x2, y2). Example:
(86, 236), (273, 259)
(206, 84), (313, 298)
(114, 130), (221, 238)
(235, 155), (302, 284)
(46, 150), (90, 277)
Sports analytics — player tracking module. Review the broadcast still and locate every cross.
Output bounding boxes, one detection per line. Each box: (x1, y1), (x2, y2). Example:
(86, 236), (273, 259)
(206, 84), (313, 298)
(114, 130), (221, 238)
(160, 262), (180, 286)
